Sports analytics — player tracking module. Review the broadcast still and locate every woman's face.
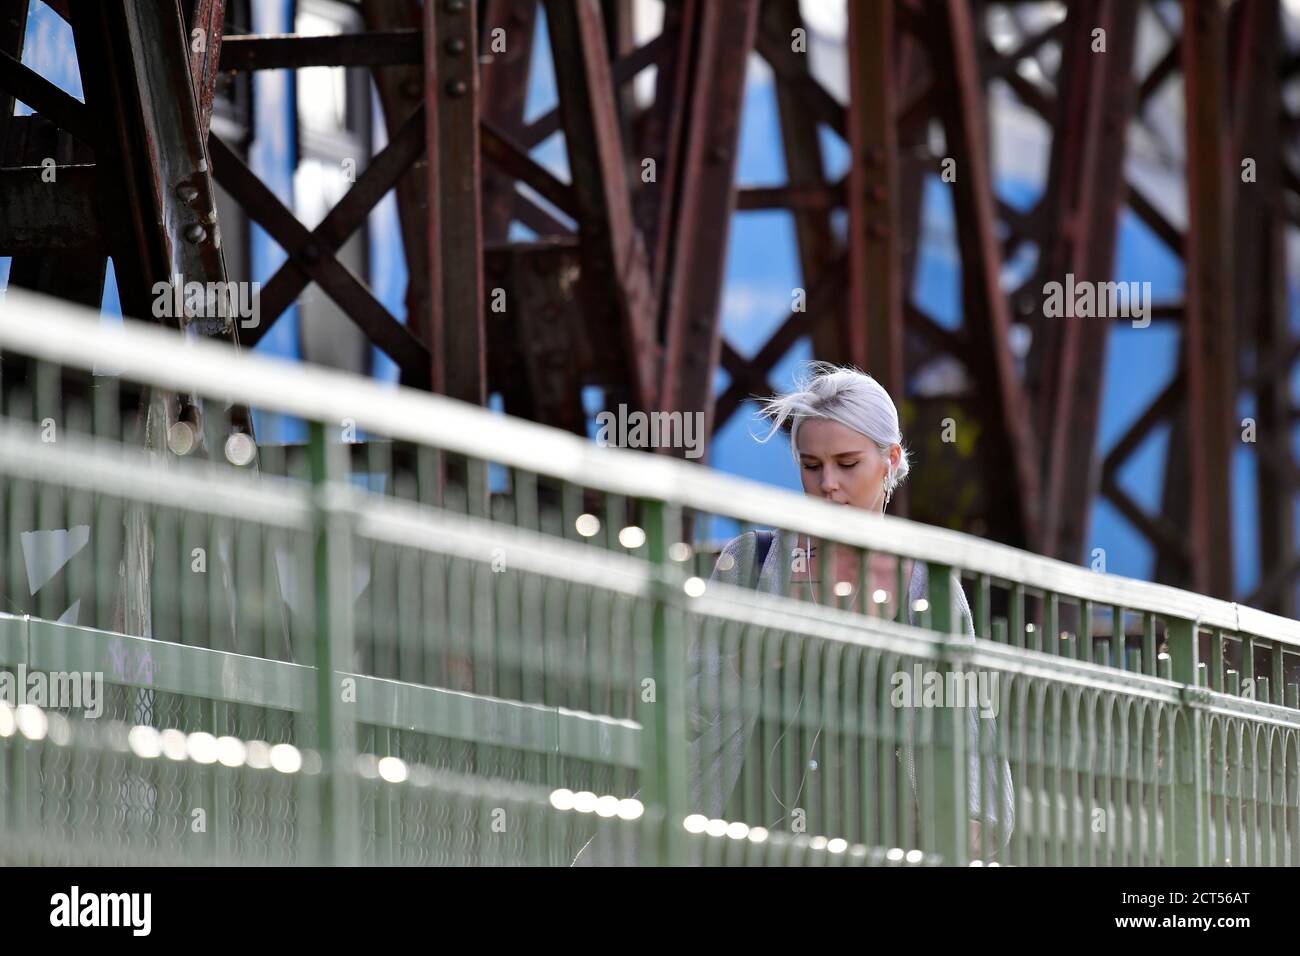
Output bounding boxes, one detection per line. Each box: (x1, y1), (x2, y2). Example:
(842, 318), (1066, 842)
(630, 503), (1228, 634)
(797, 418), (897, 511)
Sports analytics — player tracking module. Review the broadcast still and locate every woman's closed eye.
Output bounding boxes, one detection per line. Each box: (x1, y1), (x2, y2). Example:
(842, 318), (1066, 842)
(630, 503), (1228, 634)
(802, 459), (860, 470)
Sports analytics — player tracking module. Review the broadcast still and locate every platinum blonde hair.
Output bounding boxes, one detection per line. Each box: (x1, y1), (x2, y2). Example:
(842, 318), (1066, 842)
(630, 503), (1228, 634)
(756, 362), (910, 498)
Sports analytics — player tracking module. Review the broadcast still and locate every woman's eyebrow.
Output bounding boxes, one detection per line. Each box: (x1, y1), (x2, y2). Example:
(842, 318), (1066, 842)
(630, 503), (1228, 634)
(800, 450), (866, 460)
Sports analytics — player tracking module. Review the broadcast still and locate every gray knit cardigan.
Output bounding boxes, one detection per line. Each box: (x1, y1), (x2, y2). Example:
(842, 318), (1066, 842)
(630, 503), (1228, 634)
(573, 528), (1015, 865)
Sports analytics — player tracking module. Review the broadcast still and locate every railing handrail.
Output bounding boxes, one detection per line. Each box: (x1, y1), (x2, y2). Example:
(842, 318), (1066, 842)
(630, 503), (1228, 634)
(2, 287), (1295, 647)
(0, 612), (641, 767)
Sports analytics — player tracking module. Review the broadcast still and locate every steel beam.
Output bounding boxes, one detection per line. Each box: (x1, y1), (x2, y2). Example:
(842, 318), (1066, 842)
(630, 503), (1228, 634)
(921, 0), (1041, 547)
(480, 0), (537, 242)
(1033, 0), (1138, 563)
(426, 0), (485, 405)
(543, 0), (657, 414)
(68, 0), (226, 331)
(1233, 0), (1293, 615)
(847, 0), (904, 401)
(632, 0), (694, 304)
(0, 48), (95, 147)
(659, 0), (760, 451)
(0, 0), (28, 155)
(0, 164), (101, 254)
(1180, 0), (1236, 598)
(3, 118), (105, 305)
(184, 0), (226, 133)
(219, 30), (423, 70)
(767, 0), (845, 369)
(232, 106), (429, 350)
(713, 258), (848, 430)
(208, 133), (431, 381)
(360, 0), (433, 390)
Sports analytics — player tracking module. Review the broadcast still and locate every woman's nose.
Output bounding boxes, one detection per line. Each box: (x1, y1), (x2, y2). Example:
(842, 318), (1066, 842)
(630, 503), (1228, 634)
(820, 469), (838, 494)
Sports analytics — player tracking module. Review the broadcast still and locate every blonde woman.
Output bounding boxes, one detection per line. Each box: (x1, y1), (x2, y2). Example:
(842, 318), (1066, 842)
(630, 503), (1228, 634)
(708, 363), (1015, 857)
(575, 364), (1013, 864)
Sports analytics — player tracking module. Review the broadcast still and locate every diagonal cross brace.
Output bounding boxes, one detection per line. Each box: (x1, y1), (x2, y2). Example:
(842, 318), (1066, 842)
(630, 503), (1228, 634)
(207, 133), (430, 384)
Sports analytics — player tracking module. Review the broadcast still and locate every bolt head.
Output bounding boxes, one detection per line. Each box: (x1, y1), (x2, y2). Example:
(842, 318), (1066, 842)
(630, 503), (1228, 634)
(184, 223), (207, 243)
(446, 79), (468, 97)
(176, 183), (200, 202)
(445, 37), (466, 55)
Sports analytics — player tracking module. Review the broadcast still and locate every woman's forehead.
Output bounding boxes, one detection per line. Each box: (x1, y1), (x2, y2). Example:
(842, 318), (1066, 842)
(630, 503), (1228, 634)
(797, 418), (872, 454)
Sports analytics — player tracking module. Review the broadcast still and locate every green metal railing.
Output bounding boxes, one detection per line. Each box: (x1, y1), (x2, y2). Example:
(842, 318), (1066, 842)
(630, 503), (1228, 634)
(0, 287), (1297, 865)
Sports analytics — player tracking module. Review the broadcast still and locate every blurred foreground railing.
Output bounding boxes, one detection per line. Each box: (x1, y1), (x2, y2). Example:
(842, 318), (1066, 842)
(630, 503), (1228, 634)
(0, 288), (1298, 865)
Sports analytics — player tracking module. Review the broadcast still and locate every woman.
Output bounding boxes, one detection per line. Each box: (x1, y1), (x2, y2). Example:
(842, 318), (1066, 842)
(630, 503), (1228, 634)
(574, 364), (1013, 864)
(703, 363), (1015, 858)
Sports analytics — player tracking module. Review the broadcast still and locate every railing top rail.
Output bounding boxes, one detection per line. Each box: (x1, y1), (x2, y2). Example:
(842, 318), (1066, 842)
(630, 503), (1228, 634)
(2, 288), (1296, 646)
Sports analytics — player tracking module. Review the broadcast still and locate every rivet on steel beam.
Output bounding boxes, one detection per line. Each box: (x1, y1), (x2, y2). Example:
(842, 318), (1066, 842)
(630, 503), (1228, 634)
(709, 145), (730, 164)
(446, 79), (467, 97)
(176, 183), (199, 203)
(184, 223), (207, 243)
(445, 0), (466, 12)
(445, 37), (466, 55)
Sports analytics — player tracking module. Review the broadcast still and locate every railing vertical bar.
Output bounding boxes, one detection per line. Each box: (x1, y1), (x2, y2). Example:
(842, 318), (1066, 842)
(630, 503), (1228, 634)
(925, 563), (966, 865)
(638, 498), (686, 865)
(1045, 593), (1059, 657)
(1138, 613), (1153, 678)
(308, 420), (359, 865)
(1241, 636), (1256, 699)
(1080, 600), (1093, 662)
(1010, 585), (1025, 651)
(1271, 641), (1285, 706)
(1167, 618), (1205, 866)
(1111, 606), (1124, 670)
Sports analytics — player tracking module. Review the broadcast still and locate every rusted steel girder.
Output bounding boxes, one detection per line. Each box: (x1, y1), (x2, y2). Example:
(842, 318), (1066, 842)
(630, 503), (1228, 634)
(425, 0), (485, 405)
(67, 0), (227, 332)
(632, 0), (694, 303)
(208, 130), (431, 381)
(185, 0), (226, 134)
(659, 0), (760, 450)
(847, 0), (905, 403)
(764, 0), (845, 368)
(1233, 0), (1294, 615)
(480, 0), (538, 243)
(360, 0), (434, 392)
(1181, 0), (1237, 599)
(919, 0), (1041, 548)
(1032, 0), (1138, 563)
(543, 0), (657, 415)
(0, 0), (29, 152)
